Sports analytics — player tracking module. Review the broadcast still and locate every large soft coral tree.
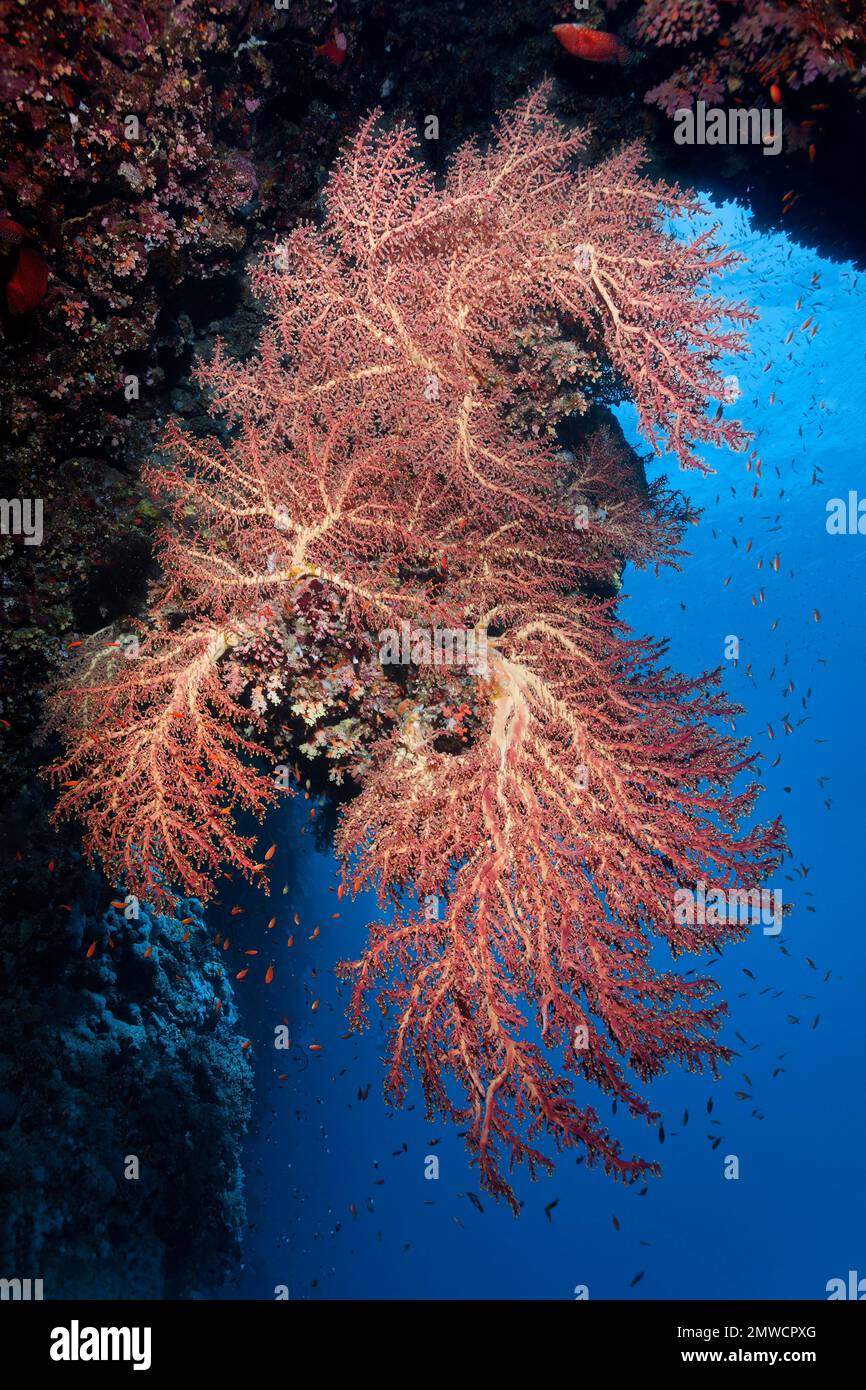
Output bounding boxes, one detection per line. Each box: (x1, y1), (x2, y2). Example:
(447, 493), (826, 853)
(46, 85), (785, 1206)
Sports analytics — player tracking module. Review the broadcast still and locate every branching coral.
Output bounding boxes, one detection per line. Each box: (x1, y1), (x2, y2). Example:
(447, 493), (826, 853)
(45, 85), (784, 1205)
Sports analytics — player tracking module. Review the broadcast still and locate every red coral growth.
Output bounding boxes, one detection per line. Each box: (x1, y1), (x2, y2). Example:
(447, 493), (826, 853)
(621, 1), (866, 116)
(637, 0), (721, 48)
(46, 86), (785, 1200)
(0, 0), (258, 394)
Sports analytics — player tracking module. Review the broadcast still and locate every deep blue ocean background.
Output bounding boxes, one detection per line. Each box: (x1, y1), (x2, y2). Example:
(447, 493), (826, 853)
(214, 198), (865, 1300)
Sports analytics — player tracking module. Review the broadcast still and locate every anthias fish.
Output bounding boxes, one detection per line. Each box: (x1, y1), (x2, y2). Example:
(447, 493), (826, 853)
(553, 25), (630, 64)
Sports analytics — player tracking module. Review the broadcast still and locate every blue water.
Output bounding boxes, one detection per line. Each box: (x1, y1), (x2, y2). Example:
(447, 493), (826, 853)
(216, 200), (866, 1301)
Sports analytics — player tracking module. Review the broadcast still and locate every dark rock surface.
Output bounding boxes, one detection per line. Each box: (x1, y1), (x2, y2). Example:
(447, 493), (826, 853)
(0, 799), (252, 1298)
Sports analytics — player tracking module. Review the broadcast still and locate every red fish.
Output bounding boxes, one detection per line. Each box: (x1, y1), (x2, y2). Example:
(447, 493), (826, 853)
(553, 25), (629, 64)
(316, 29), (347, 67)
(7, 245), (48, 314)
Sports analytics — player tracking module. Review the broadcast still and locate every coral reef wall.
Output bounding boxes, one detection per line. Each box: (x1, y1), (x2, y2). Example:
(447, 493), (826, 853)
(0, 794), (251, 1298)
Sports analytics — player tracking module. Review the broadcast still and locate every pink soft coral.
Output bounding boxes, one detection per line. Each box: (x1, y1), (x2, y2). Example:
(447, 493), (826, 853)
(46, 87), (783, 1203)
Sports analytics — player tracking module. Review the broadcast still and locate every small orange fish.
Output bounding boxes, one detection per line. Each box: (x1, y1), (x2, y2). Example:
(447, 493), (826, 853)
(110, 900), (125, 909)
(86, 941), (97, 957)
(144, 945), (152, 958)
(772, 554), (780, 572)
(264, 843), (277, 861)
(265, 964), (274, 985)
(231, 905), (244, 916)
(244, 949), (258, 956)
(180, 916), (193, 925)
(337, 883), (344, 900)
(311, 999), (319, 1012)
(236, 968), (249, 980)
(553, 24), (629, 63)
(813, 609), (821, 623)
(769, 82), (782, 105)
(293, 913), (300, 926)
(267, 916), (277, 930)
(66, 639), (84, 649)
(182, 930), (190, 943)
(309, 1044), (323, 1052)
(287, 935), (294, 948)
(331, 912), (341, 919)
(241, 1040), (252, 1050)
(309, 926), (320, 940)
